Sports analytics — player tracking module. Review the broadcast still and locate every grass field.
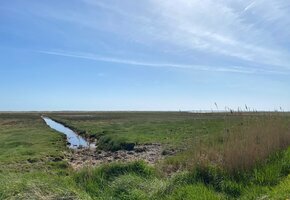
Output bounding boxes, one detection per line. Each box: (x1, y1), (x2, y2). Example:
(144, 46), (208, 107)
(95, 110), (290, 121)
(0, 112), (290, 199)
(47, 112), (249, 151)
(0, 113), (89, 199)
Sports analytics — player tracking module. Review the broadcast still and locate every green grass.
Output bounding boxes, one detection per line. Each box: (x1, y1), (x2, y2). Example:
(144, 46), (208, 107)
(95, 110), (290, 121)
(0, 113), (90, 199)
(73, 161), (225, 200)
(71, 148), (290, 199)
(47, 112), (247, 151)
(1, 112), (290, 199)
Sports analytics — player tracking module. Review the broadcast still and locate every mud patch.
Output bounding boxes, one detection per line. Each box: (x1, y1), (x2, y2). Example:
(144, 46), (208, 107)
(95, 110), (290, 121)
(67, 143), (167, 170)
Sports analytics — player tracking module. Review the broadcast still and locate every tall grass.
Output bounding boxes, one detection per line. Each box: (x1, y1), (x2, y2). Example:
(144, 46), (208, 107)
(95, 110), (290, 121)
(218, 115), (290, 172)
(161, 114), (290, 174)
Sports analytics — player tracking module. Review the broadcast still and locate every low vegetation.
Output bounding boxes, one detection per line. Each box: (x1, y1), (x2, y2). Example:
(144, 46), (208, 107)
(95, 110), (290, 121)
(97, 135), (135, 151)
(0, 113), (89, 199)
(1, 112), (289, 199)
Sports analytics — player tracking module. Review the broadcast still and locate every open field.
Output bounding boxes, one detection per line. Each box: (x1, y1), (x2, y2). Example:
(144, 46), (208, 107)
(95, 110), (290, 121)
(47, 112), (270, 150)
(0, 112), (290, 199)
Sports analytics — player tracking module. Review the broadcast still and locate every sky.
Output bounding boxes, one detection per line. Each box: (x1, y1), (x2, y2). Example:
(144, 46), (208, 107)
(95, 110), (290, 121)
(0, 0), (290, 111)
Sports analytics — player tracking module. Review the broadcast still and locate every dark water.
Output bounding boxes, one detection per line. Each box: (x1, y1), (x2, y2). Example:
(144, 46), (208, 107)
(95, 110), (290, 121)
(42, 117), (89, 149)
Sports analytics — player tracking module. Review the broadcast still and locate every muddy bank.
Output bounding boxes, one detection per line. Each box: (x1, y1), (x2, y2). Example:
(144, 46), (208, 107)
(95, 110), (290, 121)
(66, 143), (176, 170)
(42, 116), (177, 169)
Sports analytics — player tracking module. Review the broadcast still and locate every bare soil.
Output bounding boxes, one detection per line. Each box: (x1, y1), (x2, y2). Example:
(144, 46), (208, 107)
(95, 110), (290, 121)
(66, 143), (176, 170)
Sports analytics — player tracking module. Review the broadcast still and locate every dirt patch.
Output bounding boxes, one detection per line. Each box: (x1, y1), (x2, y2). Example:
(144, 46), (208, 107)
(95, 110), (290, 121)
(1, 120), (21, 126)
(66, 143), (169, 170)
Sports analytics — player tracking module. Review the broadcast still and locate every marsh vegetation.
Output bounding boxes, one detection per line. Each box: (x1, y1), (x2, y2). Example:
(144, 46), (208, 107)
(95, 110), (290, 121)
(0, 112), (289, 199)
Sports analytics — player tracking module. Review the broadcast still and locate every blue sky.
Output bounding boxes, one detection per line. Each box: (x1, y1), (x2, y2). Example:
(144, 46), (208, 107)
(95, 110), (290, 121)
(0, 0), (290, 111)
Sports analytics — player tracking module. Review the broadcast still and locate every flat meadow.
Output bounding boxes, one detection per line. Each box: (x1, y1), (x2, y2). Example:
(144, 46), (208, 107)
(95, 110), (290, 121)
(0, 112), (290, 199)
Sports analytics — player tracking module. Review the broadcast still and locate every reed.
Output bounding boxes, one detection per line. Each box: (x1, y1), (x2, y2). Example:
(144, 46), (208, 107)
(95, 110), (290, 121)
(167, 113), (290, 174)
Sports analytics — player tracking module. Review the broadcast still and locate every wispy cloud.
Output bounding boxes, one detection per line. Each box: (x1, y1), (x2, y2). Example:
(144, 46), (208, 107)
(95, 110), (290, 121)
(81, 0), (290, 70)
(37, 50), (288, 75)
(243, 1), (257, 12)
(5, 0), (290, 74)
(149, 0), (290, 68)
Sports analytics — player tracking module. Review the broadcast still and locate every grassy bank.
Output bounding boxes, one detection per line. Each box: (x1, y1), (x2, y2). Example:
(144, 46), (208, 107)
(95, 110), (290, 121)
(0, 113), (89, 199)
(74, 148), (290, 199)
(1, 112), (290, 199)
